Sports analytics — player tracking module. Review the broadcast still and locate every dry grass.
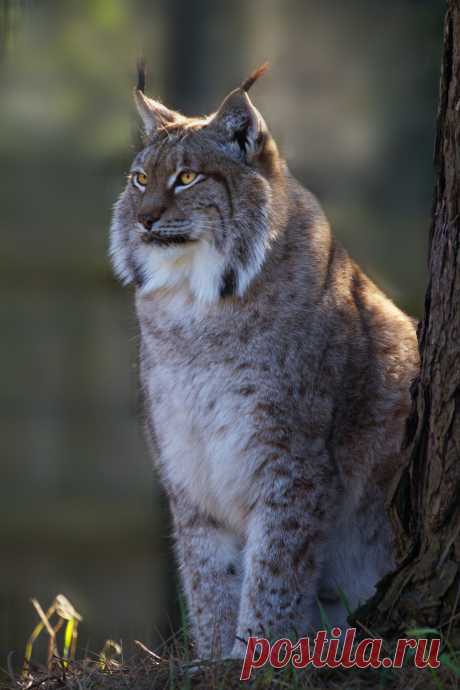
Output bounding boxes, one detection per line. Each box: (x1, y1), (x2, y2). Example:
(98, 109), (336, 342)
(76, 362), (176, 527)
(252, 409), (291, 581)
(2, 650), (458, 690)
(2, 595), (460, 690)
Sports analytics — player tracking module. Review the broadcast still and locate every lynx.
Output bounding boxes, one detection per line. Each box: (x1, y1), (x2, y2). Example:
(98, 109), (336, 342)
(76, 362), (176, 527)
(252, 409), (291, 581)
(110, 64), (419, 659)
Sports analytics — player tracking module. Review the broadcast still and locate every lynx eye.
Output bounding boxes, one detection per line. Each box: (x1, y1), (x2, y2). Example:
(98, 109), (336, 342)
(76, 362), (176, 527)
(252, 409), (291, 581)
(177, 170), (197, 186)
(131, 171), (148, 190)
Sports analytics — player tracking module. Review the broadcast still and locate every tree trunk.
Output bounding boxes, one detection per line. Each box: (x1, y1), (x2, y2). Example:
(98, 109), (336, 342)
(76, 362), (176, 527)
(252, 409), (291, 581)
(356, 0), (460, 643)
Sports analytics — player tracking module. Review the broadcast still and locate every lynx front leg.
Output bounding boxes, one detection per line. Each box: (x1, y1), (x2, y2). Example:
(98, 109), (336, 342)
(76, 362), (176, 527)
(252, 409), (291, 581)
(171, 493), (243, 659)
(232, 455), (337, 657)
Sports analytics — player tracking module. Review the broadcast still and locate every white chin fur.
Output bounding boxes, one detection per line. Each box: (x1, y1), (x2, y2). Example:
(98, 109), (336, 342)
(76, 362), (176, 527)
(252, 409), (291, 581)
(140, 240), (228, 305)
(139, 237), (269, 304)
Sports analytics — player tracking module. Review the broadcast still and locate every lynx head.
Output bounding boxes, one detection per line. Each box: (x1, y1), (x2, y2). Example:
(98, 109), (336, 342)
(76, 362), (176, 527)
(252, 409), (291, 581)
(110, 63), (287, 303)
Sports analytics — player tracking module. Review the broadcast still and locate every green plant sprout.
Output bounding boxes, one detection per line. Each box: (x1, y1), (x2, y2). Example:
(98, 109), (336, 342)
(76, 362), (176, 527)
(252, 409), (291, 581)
(22, 594), (82, 679)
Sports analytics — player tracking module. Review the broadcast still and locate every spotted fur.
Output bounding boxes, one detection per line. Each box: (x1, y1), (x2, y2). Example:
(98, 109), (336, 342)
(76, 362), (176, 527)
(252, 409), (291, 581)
(109, 70), (419, 659)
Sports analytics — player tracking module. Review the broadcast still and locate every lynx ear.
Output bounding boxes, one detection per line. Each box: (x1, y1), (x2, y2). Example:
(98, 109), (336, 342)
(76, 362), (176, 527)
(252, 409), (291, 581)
(134, 59), (178, 134)
(211, 64), (269, 162)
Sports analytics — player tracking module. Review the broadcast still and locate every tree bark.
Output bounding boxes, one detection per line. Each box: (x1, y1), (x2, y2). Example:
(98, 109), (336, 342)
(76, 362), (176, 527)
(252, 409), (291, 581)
(356, 0), (460, 642)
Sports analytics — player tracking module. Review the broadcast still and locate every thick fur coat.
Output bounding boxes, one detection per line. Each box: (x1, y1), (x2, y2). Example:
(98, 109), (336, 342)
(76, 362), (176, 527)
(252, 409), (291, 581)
(110, 66), (419, 658)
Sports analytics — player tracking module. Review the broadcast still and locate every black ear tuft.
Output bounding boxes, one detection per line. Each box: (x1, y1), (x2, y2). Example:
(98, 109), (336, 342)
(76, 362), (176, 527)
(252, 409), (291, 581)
(241, 62), (269, 93)
(136, 57), (146, 93)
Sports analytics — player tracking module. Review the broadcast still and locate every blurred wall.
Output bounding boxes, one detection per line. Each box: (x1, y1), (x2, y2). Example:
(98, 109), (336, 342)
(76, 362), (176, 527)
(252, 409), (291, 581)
(0, 0), (444, 666)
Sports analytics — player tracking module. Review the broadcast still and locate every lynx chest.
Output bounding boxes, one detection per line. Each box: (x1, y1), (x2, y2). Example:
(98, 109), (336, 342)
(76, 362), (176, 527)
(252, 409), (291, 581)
(141, 330), (263, 534)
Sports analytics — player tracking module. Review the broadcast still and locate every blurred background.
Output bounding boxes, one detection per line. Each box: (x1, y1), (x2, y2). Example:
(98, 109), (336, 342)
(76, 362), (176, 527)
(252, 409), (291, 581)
(0, 0), (444, 669)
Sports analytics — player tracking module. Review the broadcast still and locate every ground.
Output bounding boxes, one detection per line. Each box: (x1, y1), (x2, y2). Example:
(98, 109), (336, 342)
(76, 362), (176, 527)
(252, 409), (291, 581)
(3, 632), (459, 690)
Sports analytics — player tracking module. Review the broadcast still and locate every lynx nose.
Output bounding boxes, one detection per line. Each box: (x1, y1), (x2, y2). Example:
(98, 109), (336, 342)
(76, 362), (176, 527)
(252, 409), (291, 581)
(137, 208), (165, 231)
